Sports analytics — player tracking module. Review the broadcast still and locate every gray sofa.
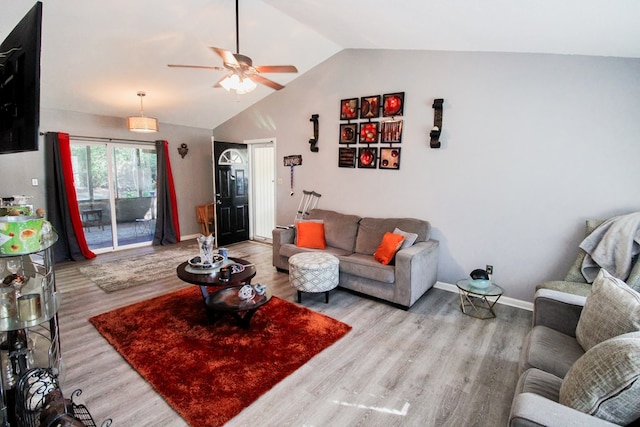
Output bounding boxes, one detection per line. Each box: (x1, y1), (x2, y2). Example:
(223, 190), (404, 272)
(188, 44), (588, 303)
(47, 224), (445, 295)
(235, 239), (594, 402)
(509, 271), (640, 426)
(272, 208), (439, 308)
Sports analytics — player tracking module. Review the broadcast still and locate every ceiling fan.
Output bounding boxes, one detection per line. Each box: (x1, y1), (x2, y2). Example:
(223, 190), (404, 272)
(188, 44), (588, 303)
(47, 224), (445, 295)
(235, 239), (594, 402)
(168, 0), (298, 93)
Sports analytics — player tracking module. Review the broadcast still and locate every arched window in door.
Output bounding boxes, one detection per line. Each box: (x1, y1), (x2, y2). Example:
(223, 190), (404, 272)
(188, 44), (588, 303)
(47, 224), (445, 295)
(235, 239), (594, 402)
(218, 149), (245, 165)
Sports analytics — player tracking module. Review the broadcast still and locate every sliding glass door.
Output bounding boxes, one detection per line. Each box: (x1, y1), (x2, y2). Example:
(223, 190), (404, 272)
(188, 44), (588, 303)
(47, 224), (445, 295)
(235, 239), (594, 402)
(71, 142), (157, 252)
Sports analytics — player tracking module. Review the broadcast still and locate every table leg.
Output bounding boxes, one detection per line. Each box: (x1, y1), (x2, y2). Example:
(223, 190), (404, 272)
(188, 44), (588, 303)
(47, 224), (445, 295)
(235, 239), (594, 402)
(231, 308), (258, 329)
(205, 308), (258, 329)
(458, 289), (501, 319)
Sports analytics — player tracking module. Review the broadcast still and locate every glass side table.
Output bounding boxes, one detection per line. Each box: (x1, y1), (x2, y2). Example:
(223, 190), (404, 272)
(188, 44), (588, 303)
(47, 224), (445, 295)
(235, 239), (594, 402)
(456, 279), (504, 319)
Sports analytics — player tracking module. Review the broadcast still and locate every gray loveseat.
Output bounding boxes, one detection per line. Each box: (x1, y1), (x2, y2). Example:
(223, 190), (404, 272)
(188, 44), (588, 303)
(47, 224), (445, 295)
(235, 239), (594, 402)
(272, 209), (439, 308)
(509, 269), (640, 426)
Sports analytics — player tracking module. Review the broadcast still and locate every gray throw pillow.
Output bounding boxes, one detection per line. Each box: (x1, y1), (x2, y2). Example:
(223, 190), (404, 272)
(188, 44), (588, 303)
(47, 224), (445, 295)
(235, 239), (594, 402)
(560, 331), (640, 425)
(575, 269), (640, 351)
(393, 227), (418, 249)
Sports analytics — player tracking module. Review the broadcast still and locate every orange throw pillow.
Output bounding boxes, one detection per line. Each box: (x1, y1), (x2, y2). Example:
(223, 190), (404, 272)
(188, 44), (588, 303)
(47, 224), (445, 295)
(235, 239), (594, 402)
(374, 232), (405, 265)
(296, 221), (326, 249)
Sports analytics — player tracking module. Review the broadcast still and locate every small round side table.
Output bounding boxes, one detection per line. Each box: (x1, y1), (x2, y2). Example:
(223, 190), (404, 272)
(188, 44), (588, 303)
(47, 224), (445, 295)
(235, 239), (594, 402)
(456, 279), (504, 319)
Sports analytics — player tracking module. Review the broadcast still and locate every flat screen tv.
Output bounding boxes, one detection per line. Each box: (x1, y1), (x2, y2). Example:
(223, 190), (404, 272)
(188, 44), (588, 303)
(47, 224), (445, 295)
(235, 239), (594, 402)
(0, 2), (42, 155)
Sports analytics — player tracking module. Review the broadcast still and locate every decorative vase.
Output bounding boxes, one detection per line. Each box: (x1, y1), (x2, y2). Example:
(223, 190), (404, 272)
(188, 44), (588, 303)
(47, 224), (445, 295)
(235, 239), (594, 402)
(197, 234), (215, 265)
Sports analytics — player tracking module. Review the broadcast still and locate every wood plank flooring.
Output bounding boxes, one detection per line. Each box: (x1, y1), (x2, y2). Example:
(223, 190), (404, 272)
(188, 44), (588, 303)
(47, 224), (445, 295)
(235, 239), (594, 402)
(54, 240), (532, 426)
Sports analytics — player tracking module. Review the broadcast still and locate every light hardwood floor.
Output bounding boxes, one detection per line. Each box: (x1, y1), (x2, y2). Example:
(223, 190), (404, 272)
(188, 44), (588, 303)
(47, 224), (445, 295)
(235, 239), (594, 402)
(54, 240), (532, 426)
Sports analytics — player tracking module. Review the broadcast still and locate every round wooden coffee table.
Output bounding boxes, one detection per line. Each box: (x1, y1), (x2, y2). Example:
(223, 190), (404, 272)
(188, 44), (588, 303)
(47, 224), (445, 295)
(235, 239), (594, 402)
(176, 257), (256, 298)
(176, 257), (257, 324)
(206, 285), (272, 329)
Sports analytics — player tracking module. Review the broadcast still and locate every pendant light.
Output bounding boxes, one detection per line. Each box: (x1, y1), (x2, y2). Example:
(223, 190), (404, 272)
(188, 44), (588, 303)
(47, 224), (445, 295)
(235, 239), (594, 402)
(127, 91), (159, 133)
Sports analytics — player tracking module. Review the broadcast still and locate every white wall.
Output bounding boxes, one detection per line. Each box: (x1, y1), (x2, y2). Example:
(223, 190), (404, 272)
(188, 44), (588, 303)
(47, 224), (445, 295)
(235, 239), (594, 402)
(213, 49), (640, 302)
(0, 109), (214, 237)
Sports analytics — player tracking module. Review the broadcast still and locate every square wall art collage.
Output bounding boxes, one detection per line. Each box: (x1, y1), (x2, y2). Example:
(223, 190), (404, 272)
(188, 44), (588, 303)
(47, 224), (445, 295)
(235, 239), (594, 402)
(338, 92), (404, 170)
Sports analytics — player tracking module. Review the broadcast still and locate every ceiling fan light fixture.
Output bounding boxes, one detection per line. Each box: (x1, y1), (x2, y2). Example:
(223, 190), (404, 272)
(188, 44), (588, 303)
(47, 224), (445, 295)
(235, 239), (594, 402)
(219, 74), (257, 95)
(127, 91), (159, 133)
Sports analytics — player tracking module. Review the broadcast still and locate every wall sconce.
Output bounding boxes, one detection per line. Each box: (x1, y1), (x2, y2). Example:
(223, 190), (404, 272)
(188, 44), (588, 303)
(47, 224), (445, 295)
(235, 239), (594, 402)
(177, 143), (189, 158)
(430, 98), (444, 148)
(309, 114), (319, 152)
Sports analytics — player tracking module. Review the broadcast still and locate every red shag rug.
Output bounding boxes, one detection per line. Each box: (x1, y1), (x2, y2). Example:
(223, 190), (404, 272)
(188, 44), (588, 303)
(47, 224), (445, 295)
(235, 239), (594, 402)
(89, 287), (351, 426)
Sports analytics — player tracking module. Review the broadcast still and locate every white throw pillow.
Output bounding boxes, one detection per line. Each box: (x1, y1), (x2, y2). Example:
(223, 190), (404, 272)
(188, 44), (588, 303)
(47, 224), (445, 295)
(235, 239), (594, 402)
(575, 269), (640, 351)
(393, 227), (418, 249)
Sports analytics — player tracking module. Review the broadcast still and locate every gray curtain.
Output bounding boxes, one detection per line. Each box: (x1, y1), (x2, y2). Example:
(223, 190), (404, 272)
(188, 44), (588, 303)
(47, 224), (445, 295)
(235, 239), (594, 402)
(153, 140), (180, 245)
(44, 132), (96, 262)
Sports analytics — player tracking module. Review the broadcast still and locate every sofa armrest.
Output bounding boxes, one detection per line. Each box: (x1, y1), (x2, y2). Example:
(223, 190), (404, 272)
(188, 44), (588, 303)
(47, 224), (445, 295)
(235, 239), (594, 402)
(273, 227), (295, 245)
(509, 392), (617, 427)
(272, 227), (295, 269)
(394, 240), (439, 307)
(533, 289), (587, 337)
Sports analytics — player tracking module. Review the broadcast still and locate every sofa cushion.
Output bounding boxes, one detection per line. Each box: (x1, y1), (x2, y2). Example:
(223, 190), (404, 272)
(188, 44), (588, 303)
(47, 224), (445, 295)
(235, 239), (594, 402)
(560, 331), (640, 425)
(519, 326), (585, 378)
(307, 209), (361, 252)
(339, 253), (395, 283)
(576, 269), (640, 351)
(374, 232), (404, 265)
(355, 217), (430, 255)
(393, 227), (418, 249)
(280, 243), (352, 259)
(296, 221), (326, 249)
(515, 368), (563, 403)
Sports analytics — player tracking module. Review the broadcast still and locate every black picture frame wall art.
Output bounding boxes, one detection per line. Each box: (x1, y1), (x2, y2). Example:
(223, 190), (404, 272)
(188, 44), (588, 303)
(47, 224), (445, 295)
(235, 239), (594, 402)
(382, 92), (404, 117)
(339, 123), (357, 144)
(360, 95), (380, 119)
(340, 98), (358, 120)
(359, 122), (379, 144)
(381, 120), (403, 143)
(379, 147), (401, 170)
(338, 92), (404, 170)
(358, 147), (377, 169)
(339, 147), (357, 168)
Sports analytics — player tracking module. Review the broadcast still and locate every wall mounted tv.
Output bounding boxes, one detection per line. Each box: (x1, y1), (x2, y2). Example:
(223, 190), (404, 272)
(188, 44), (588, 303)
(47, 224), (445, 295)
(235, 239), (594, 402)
(0, 2), (42, 155)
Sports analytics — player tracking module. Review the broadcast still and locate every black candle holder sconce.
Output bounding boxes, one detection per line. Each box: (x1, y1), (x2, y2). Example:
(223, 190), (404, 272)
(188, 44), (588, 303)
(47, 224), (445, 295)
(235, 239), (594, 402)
(430, 99), (443, 148)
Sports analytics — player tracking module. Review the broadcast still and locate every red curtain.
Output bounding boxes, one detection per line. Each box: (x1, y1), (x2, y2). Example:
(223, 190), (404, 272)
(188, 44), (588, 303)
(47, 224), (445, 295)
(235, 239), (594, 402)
(57, 133), (96, 259)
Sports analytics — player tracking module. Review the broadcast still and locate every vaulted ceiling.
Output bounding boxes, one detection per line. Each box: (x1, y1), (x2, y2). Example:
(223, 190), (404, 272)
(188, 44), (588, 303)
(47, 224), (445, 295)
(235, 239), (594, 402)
(2, 0), (639, 130)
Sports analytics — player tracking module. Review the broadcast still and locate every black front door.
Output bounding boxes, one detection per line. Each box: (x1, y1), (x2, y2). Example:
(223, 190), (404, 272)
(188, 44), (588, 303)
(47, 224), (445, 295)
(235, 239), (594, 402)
(214, 141), (249, 246)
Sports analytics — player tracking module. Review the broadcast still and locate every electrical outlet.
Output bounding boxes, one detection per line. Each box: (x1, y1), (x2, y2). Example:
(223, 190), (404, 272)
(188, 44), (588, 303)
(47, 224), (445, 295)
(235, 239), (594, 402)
(486, 265), (493, 275)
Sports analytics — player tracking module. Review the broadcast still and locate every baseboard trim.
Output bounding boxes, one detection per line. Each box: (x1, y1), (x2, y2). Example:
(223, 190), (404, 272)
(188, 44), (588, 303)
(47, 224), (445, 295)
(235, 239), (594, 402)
(181, 233), (199, 242)
(434, 281), (533, 312)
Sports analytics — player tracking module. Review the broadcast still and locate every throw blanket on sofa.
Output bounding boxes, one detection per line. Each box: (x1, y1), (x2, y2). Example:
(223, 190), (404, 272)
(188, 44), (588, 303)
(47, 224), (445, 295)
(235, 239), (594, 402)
(580, 212), (640, 282)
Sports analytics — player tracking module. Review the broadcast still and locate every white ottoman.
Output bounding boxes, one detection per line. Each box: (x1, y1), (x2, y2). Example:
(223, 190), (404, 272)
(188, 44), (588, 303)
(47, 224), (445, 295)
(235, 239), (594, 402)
(288, 252), (339, 303)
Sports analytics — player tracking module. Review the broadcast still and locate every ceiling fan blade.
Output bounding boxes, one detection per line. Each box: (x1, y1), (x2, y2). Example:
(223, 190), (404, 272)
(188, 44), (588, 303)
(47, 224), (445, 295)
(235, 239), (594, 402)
(168, 64), (224, 71)
(213, 74), (229, 88)
(210, 47), (239, 66)
(250, 74), (285, 91)
(254, 65), (298, 73)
